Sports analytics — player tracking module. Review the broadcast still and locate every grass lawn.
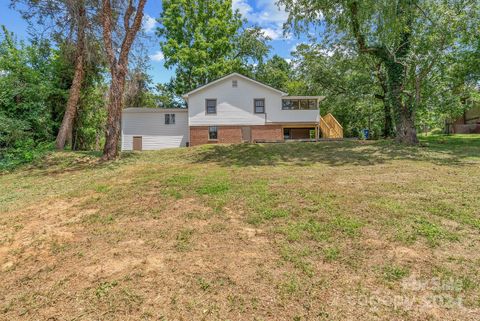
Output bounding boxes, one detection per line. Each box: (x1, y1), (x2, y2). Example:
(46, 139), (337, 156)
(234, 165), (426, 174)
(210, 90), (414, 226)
(1, 135), (479, 320)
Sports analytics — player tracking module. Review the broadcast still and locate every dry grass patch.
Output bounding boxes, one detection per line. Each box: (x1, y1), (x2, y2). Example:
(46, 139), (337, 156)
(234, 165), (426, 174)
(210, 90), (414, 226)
(1, 135), (479, 320)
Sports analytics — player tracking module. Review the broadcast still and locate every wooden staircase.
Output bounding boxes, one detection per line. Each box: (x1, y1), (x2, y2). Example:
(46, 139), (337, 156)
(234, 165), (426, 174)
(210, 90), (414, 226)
(319, 113), (343, 139)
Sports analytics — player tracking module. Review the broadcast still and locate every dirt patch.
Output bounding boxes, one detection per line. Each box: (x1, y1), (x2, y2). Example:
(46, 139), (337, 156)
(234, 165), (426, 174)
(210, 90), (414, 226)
(1, 141), (480, 320)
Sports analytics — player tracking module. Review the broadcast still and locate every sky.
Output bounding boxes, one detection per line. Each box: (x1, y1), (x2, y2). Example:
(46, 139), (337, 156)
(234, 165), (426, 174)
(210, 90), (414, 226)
(0, 0), (310, 84)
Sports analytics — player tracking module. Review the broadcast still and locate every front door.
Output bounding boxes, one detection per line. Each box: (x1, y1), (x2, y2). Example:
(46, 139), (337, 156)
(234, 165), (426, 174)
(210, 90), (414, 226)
(241, 127), (251, 143)
(133, 136), (142, 151)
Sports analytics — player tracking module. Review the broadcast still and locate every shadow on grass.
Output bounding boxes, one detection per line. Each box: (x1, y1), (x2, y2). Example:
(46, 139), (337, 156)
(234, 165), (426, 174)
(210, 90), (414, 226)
(23, 150), (143, 176)
(15, 135), (480, 175)
(191, 135), (480, 167)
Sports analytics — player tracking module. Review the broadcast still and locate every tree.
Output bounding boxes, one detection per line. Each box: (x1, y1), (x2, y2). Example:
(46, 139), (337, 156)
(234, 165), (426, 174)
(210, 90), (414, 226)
(255, 55), (292, 92)
(374, 62), (395, 138)
(153, 83), (184, 109)
(124, 69), (156, 108)
(11, 0), (96, 150)
(157, 0), (270, 96)
(101, 0), (147, 160)
(55, 0), (88, 150)
(292, 43), (385, 137)
(0, 27), (67, 168)
(279, 0), (479, 144)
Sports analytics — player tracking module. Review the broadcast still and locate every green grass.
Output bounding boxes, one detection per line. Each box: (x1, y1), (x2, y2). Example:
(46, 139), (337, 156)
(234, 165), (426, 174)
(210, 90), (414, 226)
(382, 265), (410, 282)
(1, 134), (479, 320)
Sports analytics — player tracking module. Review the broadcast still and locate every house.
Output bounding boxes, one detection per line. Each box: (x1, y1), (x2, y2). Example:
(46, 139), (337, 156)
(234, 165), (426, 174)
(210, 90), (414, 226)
(445, 105), (480, 134)
(122, 73), (342, 151)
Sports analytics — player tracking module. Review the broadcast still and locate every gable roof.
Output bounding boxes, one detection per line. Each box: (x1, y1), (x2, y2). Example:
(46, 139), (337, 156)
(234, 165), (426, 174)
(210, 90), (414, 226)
(182, 73), (288, 98)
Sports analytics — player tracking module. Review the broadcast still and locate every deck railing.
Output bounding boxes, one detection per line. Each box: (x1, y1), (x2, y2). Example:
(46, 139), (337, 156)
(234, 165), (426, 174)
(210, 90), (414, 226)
(320, 113), (343, 139)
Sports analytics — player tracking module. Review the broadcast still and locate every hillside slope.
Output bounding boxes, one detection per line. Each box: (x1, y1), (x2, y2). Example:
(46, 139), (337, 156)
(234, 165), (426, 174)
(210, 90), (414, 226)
(1, 136), (479, 320)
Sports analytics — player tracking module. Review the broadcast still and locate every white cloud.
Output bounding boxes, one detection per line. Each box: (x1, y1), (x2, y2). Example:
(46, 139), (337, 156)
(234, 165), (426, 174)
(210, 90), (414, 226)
(290, 42), (305, 52)
(143, 14), (157, 33)
(285, 58), (292, 64)
(232, 0), (252, 18)
(319, 48), (335, 57)
(248, 0), (289, 26)
(261, 27), (282, 40)
(233, 0), (290, 40)
(150, 51), (164, 62)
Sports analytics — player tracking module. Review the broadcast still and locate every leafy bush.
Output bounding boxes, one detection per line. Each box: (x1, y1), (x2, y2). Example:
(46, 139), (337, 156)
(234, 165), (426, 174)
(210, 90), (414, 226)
(0, 139), (53, 171)
(0, 27), (67, 169)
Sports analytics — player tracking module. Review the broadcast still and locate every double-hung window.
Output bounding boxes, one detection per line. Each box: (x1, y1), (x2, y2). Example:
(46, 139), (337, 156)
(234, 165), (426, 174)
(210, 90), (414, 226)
(206, 99), (217, 114)
(165, 113), (175, 124)
(208, 126), (218, 140)
(254, 98), (265, 114)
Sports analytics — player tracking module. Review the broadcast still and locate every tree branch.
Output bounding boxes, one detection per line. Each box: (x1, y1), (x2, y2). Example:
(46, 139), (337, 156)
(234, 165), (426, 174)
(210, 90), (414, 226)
(118, 0), (147, 67)
(102, 0), (116, 68)
(124, 0), (135, 32)
(348, 1), (390, 59)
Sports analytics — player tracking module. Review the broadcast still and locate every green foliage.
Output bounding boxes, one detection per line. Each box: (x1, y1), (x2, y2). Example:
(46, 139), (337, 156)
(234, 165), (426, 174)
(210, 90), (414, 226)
(157, 0), (270, 97)
(0, 22), (108, 165)
(280, 0), (480, 139)
(255, 55), (293, 93)
(293, 44), (385, 137)
(152, 83), (184, 108)
(0, 27), (64, 168)
(73, 86), (107, 151)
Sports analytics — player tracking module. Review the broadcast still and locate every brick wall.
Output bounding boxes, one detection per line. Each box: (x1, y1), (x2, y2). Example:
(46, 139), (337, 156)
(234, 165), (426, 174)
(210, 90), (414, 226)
(251, 125), (283, 142)
(218, 126), (243, 144)
(189, 127), (210, 146)
(189, 125), (284, 146)
(190, 126), (242, 146)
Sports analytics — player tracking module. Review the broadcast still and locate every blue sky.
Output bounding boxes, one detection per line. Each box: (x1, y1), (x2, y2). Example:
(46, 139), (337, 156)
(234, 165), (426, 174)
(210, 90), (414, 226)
(0, 0), (308, 84)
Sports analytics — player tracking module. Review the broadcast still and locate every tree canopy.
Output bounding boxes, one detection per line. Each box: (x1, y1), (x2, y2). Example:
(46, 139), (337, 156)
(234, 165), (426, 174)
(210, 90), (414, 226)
(279, 0), (480, 143)
(157, 0), (270, 96)
(1, 0), (479, 166)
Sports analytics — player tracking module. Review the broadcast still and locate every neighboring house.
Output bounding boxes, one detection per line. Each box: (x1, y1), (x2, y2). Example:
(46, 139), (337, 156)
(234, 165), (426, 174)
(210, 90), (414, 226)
(122, 73), (342, 151)
(446, 105), (480, 134)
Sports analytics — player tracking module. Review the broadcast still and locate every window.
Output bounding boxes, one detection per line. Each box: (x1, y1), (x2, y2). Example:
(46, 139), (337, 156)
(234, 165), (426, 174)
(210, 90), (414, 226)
(300, 100), (309, 110)
(282, 99), (318, 110)
(208, 126), (218, 140)
(254, 98), (265, 114)
(165, 113), (175, 124)
(282, 99), (293, 110)
(283, 128), (291, 140)
(292, 100), (300, 109)
(206, 99), (217, 114)
(232, 80), (238, 87)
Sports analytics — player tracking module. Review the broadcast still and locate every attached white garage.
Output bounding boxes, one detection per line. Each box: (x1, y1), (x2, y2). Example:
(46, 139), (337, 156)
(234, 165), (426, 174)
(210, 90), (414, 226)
(121, 108), (189, 151)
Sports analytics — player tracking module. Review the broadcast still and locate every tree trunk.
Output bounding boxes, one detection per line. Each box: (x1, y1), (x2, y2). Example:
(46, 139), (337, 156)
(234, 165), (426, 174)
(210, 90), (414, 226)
(55, 1), (86, 150)
(383, 102), (394, 138)
(102, 68), (127, 160)
(396, 111), (419, 144)
(375, 63), (395, 138)
(386, 61), (419, 145)
(349, 0), (419, 144)
(101, 0), (147, 160)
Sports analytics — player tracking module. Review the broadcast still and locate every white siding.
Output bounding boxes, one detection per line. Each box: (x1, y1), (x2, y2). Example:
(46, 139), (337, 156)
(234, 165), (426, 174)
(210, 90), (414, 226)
(187, 75), (319, 125)
(122, 110), (188, 151)
(266, 109), (320, 123)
